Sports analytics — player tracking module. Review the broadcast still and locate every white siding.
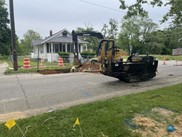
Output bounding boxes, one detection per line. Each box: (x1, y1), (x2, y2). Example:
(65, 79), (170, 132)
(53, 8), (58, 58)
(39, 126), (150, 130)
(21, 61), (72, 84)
(31, 42), (87, 62)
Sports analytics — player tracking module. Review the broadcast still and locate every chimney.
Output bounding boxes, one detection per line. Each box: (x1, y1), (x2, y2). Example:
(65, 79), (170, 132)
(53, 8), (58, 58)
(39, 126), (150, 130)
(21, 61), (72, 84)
(50, 30), (53, 36)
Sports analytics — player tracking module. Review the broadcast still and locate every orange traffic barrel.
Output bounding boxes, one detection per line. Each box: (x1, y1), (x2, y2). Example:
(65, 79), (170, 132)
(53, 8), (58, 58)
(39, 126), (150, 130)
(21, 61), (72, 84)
(58, 57), (64, 66)
(23, 58), (31, 69)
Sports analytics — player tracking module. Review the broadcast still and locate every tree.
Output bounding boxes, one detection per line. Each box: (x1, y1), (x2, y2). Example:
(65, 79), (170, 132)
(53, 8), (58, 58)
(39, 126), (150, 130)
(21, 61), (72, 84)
(101, 18), (118, 39)
(139, 17), (158, 44)
(0, 0), (11, 55)
(117, 16), (157, 54)
(117, 16), (140, 52)
(162, 0), (182, 25)
(119, 0), (182, 26)
(101, 24), (108, 38)
(20, 30), (42, 54)
(16, 37), (25, 55)
(164, 26), (182, 53)
(145, 30), (166, 54)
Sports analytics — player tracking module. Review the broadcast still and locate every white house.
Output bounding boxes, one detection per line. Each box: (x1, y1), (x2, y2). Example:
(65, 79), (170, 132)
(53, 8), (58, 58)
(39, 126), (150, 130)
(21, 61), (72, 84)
(31, 29), (88, 62)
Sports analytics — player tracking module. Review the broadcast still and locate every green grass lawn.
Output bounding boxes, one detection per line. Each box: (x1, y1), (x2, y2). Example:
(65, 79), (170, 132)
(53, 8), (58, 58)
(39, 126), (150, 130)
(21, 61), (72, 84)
(121, 55), (182, 61)
(153, 55), (182, 61)
(0, 56), (9, 64)
(0, 60), (3, 64)
(0, 84), (182, 137)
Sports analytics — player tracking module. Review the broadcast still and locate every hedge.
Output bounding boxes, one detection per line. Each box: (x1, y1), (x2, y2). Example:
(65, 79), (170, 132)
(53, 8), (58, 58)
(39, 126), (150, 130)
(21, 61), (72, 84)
(58, 52), (69, 57)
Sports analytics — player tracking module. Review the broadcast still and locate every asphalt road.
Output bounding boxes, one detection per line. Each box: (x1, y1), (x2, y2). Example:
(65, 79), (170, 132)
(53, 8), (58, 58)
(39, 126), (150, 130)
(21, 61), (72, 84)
(0, 60), (182, 119)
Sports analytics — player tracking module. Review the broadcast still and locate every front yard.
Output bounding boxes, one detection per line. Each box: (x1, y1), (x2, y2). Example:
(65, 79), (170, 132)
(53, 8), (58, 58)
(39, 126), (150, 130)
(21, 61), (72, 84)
(0, 83), (182, 137)
(1, 56), (73, 74)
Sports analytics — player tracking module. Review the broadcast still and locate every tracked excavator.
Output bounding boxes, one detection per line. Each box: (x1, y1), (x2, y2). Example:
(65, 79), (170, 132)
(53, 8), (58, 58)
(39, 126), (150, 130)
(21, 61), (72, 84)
(72, 30), (158, 82)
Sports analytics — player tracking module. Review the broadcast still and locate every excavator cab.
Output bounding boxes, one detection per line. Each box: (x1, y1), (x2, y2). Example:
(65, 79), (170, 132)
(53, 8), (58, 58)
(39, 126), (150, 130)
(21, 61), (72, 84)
(97, 40), (123, 62)
(97, 40), (124, 73)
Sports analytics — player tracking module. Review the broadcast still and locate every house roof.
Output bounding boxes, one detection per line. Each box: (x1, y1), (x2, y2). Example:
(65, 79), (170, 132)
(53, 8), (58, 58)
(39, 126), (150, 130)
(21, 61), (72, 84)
(32, 39), (43, 46)
(32, 29), (87, 46)
(48, 36), (87, 44)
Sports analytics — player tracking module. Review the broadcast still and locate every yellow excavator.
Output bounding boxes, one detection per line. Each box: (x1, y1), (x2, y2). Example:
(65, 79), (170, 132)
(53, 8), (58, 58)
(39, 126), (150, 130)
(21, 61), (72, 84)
(72, 30), (158, 82)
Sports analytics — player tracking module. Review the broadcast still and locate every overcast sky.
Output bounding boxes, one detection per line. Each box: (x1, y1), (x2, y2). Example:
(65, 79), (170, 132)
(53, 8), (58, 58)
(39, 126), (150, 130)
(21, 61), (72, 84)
(5, 0), (170, 39)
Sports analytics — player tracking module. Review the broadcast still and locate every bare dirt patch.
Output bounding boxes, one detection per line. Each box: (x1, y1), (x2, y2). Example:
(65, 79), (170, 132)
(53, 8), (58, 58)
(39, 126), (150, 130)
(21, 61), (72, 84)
(132, 108), (182, 137)
(151, 108), (174, 117)
(76, 62), (101, 72)
(0, 112), (26, 123)
(38, 62), (101, 75)
(38, 68), (70, 75)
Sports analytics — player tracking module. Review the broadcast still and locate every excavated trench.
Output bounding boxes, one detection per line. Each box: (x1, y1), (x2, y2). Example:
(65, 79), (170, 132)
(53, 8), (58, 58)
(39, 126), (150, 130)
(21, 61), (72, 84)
(38, 62), (101, 75)
(38, 68), (71, 75)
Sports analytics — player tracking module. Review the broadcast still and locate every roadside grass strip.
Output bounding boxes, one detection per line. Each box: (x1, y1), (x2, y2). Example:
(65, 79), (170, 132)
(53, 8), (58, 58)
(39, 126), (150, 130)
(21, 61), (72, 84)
(0, 84), (182, 137)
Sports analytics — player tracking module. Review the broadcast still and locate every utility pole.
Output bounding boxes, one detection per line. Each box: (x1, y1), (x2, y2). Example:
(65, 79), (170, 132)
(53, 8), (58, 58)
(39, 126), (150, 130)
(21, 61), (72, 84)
(9, 0), (18, 71)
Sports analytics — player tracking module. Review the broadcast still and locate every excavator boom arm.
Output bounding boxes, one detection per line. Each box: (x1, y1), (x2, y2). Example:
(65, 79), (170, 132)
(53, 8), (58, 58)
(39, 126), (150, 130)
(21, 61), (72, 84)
(71, 30), (104, 64)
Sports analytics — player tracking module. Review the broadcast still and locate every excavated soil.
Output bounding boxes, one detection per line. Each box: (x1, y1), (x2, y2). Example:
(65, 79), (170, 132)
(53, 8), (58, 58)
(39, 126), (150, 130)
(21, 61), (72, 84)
(38, 62), (101, 75)
(132, 107), (182, 137)
(38, 68), (70, 75)
(76, 62), (101, 72)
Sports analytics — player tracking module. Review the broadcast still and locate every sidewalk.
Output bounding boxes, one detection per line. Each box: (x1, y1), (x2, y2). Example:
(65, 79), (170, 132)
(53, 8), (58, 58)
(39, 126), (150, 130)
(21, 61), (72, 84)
(0, 62), (8, 75)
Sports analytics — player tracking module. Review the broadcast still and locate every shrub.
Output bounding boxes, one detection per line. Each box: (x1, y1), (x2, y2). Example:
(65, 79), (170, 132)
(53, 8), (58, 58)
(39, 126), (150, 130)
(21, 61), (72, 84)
(81, 51), (96, 58)
(58, 52), (69, 57)
(0, 55), (9, 60)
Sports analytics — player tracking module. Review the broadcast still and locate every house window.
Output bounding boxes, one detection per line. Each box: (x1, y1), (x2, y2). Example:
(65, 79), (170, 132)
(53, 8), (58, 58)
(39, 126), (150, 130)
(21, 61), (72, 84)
(71, 44), (74, 52)
(63, 44), (65, 52)
(62, 31), (67, 37)
(46, 43), (51, 53)
(59, 44), (62, 52)
(40, 45), (44, 54)
(67, 44), (71, 52)
(53, 44), (59, 53)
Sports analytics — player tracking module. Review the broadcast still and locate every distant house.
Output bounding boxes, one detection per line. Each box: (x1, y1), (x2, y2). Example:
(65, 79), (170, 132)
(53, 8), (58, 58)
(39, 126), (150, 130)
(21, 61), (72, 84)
(31, 29), (88, 62)
(172, 48), (182, 55)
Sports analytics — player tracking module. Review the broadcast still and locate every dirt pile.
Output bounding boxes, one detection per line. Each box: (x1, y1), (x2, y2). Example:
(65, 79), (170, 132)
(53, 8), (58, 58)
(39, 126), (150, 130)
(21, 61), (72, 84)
(76, 62), (101, 72)
(131, 108), (182, 137)
(38, 62), (101, 75)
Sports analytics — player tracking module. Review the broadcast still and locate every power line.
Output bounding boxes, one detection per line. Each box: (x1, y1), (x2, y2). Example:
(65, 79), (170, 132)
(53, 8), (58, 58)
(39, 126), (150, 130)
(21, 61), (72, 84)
(77, 0), (126, 13)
